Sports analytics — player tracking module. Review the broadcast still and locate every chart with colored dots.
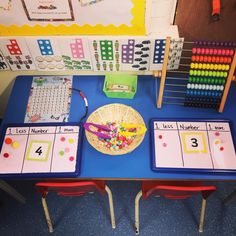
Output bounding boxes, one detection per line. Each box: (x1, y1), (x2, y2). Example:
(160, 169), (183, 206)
(26, 37), (65, 71)
(0, 37), (35, 71)
(150, 119), (236, 172)
(0, 124), (82, 177)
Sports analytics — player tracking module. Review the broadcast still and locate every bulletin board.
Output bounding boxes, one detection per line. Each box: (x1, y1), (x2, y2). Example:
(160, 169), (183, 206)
(0, 0), (146, 36)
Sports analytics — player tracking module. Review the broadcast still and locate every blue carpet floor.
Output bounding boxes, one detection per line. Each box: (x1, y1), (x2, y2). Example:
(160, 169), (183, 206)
(1, 180), (236, 236)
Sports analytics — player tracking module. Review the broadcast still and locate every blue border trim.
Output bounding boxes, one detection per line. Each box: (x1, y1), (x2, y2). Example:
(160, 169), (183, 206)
(150, 118), (236, 174)
(0, 122), (84, 178)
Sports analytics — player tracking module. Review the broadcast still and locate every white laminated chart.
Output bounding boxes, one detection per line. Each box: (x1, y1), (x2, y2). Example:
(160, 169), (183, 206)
(25, 76), (72, 123)
(0, 125), (81, 176)
(151, 120), (236, 171)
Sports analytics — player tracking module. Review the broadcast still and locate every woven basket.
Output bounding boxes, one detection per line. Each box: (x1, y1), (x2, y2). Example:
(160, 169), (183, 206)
(85, 103), (146, 155)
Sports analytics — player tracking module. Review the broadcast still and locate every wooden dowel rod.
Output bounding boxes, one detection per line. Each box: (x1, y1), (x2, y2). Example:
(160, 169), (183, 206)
(218, 51), (236, 112)
(157, 37), (171, 108)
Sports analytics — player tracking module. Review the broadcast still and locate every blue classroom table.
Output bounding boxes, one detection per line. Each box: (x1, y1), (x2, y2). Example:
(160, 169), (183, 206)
(2, 75), (236, 180)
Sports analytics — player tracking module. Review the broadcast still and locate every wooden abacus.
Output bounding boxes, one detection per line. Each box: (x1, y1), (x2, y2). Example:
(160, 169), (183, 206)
(154, 38), (236, 113)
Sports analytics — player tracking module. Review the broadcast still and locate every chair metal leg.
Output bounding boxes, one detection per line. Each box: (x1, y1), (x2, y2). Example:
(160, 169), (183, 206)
(223, 189), (236, 205)
(105, 186), (116, 229)
(135, 191), (142, 235)
(199, 198), (206, 233)
(41, 197), (53, 233)
(0, 180), (26, 204)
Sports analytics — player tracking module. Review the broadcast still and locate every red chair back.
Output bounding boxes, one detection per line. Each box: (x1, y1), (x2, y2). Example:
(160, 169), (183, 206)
(141, 181), (216, 200)
(36, 180), (106, 198)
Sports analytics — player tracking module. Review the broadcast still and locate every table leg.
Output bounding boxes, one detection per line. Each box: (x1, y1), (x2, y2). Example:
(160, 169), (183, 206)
(223, 189), (236, 205)
(0, 180), (26, 204)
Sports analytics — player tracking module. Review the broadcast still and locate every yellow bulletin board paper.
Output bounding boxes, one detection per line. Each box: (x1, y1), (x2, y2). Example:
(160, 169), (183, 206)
(0, 0), (146, 36)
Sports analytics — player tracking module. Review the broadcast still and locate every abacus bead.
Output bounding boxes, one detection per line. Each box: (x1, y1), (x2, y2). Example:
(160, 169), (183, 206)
(225, 65), (230, 70)
(213, 85), (217, 90)
(210, 64), (214, 70)
(203, 41), (207, 46)
(209, 71), (213, 76)
(209, 85), (213, 90)
(213, 49), (218, 55)
(212, 71), (217, 77)
(217, 49), (222, 55)
(222, 49), (226, 55)
(192, 55), (196, 61)
(205, 48), (209, 55)
(198, 84), (202, 89)
(201, 48), (205, 54)
(207, 56), (212, 62)
(192, 48), (197, 54)
(195, 84), (199, 89)
(209, 49), (214, 55)
(202, 84), (206, 89)
(196, 55), (200, 61)
(216, 85), (220, 90)
(208, 78), (212, 84)
(200, 70), (205, 76)
(206, 84), (210, 90)
(227, 58), (232, 63)
(216, 71), (220, 77)
(199, 56), (204, 61)
(212, 42), (216, 47)
(190, 63), (195, 69)
(205, 71), (209, 76)
(189, 70), (193, 75)
(217, 64), (222, 70)
(223, 58), (227, 63)
(205, 64), (209, 69)
(187, 84), (191, 89)
(194, 70), (198, 76)
(215, 79), (218, 84)
(198, 63), (203, 69)
(220, 57), (224, 63)
(220, 42), (224, 47)
(229, 50), (234, 56)
(204, 78), (208, 83)
(203, 56), (207, 62)
(214, 64), (219, 70)
(216, 42), (220, 46)
(196, 78), (200, 83)
(225, 50), (230, 56)
(220, 85), (224, 90)
(223, 72), (228, 77)
(197, 48), (201, 54)
(221, 65), (225, 70)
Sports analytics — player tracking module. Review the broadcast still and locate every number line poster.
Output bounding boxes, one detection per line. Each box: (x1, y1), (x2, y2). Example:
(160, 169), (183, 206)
(151, 120), (236, 170)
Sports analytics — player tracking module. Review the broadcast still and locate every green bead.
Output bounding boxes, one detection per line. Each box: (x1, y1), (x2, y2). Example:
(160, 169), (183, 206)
(212, 71), (217, 77)
(209, 71), (213, 76)
(194, 70), (198, 76)
(224, 72), (228, 77)
(205, 71), (209, 77)
(189, 70), (193, 75)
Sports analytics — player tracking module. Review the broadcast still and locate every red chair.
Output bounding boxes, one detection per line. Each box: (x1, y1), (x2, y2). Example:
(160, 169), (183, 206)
(134, 181), (216, 234)
(36, 180), (116, 233)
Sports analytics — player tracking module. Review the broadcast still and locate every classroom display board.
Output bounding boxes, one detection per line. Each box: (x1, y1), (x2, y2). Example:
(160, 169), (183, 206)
(0, 0), (145, 36)
(0, 123), (83, 177)
(150, 119), (236, 173)
(25, 76), (72, 123)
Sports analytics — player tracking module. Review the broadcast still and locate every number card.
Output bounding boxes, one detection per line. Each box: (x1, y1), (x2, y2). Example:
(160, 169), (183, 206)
(0, 123), (83, 177)
(150, 119), (236, 173)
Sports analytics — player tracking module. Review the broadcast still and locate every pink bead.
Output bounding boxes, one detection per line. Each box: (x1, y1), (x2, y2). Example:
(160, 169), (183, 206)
(225, 49), (230, 56)
(209, 49), (214, 55)
(197, 48), (201, 54)
(192, 48), (197, 54)
(221, 49), (226, 55)
(229, 50), (234, 56)
(217, 49), (222, 55)
(201, 48), (205, 54)
(213, 49), (218, 55)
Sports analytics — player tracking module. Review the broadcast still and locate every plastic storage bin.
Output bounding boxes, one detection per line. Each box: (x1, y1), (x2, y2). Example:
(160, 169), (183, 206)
(103, 74), (137, 99)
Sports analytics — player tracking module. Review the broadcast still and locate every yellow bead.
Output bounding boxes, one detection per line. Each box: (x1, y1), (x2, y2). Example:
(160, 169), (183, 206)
(12, 141), (20, 149)
(68, 138), (74, 144)
(215, 139), (220, 145)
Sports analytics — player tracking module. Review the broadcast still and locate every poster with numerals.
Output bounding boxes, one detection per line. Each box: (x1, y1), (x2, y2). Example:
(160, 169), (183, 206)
(58, 37), (93, 70)
(0, 49), (10, 71)
(0, 37), (35, 71)
(26, 37), (65, 71)
(120, 38), (151, 71)
(89, 38), (121, 72)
